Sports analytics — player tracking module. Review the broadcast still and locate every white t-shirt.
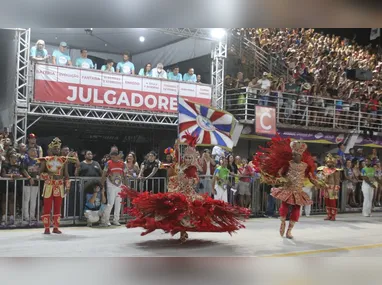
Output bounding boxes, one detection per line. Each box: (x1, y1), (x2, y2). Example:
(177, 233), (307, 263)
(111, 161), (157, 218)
(212, 146), (225, 162)
(151, 68), (168, 79)
(257, 79), (271, 96)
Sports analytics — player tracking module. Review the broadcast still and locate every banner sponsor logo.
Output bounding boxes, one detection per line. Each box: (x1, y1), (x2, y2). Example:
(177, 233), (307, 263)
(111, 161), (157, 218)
(34, 64), (211, 113)
(255, 106), (276, 135)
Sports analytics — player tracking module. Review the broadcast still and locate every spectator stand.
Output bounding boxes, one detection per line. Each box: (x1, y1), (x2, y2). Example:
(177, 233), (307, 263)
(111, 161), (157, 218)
(224, 87), (382, 134)
(228, 30), (291, 82)
(8, 28), (227, 146)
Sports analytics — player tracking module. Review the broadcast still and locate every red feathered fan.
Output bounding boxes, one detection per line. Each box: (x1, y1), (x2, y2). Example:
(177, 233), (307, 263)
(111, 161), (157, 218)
(181, 131), (199, 147)
(253, 134), (316, 178)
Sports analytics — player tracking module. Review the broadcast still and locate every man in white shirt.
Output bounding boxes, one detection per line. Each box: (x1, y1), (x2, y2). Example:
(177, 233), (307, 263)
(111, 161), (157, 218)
(256, 72), (271, 106)
(212, 145), (225, 165)
(151, 63), (168, 79)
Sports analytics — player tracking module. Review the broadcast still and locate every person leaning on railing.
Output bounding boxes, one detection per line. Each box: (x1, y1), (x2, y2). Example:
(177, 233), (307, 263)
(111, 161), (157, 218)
(30, 39), (50, 63)
(101, 59), (115, 73)
(138, 151), (159, 192)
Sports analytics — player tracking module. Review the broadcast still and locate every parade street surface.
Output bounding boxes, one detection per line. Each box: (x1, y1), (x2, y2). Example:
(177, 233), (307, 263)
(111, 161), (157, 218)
(0, 213), (382, 257)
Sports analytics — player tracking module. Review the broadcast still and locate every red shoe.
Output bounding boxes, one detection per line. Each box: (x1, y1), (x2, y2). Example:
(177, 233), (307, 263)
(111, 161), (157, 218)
(52, 228), (62, 234)
(44, 228), (50, 235)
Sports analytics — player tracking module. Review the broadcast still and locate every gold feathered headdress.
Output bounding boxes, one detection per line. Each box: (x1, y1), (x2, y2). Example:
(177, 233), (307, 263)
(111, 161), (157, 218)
(48, 137), (62, 149)
(290, 141), (307, 155)
(325, 153), (336, 164)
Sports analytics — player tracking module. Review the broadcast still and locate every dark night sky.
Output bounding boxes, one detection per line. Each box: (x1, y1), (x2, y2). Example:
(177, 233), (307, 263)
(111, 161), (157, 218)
(314, 28), (380, 46)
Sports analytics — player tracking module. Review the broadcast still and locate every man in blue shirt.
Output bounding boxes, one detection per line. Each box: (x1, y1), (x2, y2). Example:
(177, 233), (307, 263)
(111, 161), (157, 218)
(84, 181), (107, 227)
(355, 148), (364, 162)
(22, 147), (40, 226)
(337, 142), (346, 168)
(30, 40), (49, 63)
(52, 42), (72, 66)
(167, 66), (182, 81)
(75, 49), (94, 69)
(116, 52), (135, 75)
(183, 68), (197, 82)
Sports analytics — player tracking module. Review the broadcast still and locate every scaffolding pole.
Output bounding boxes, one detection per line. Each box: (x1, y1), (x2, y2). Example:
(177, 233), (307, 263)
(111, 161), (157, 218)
(211, 35), (227, 109)
(13, 28), (30, 146)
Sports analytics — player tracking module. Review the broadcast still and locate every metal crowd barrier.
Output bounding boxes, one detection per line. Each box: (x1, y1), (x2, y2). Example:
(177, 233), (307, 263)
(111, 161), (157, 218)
(0, 175), (375, 228)
(225, 88), (382, 133)
(196, 175), (374, 217)
(0, 176), (167, 228)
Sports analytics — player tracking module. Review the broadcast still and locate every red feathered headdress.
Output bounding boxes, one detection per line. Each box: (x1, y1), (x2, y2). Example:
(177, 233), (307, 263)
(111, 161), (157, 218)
(253, 134), (315, 178)
(181, 131), (199, 148)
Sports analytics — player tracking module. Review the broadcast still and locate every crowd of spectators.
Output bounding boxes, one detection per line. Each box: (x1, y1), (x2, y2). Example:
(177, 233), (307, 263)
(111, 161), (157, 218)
(30, 40), (203, 83)
(226, 29), (382, 133)
(0, 132), (255, 228)
(1, 130), (382, 227)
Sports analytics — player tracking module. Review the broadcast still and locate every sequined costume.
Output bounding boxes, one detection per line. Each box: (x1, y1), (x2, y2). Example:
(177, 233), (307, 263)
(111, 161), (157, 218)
(39, 138), (74, 234)
(317, 154), (341, 221)
(253, 135), (319, 239)
(271, 161), (313, 206)
(120, 134), (250, 242)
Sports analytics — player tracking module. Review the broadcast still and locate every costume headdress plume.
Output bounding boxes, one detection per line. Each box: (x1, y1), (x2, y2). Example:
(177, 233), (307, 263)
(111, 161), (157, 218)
(253, 134), (315, 179)
(325, 153), (336, 164)
(181, 131), (199, 160)
(290, 141), (307, 155)
(164, 147), (174, 155)
(48, 137), (62, 149)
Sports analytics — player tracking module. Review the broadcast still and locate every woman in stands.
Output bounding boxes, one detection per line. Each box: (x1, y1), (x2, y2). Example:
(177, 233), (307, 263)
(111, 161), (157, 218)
(138, 63), (152, 77)
(125, 152), (140, 179)
(120, 134), (250, 243)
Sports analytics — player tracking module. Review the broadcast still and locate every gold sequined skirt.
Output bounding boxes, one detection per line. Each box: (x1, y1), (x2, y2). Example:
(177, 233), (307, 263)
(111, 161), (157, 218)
(271, 187), (313, 206)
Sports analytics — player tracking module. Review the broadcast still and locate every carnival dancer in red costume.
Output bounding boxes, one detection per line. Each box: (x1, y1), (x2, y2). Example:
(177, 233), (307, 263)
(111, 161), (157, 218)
(39, 138), (76, 234)
(120, 134), (250, 243)
(317, 153), (341, 221)
(253, 136), (321, 239)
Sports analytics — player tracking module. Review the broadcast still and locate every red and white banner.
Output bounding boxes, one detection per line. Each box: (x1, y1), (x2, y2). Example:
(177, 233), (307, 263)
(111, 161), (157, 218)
(34, 64), (212, 113)
(255, 106), (276, 135)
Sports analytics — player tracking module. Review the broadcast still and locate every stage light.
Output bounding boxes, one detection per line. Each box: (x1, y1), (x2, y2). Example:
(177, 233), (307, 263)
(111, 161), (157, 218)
(211, 29), (226, 39)
(139, 36), (145, 42)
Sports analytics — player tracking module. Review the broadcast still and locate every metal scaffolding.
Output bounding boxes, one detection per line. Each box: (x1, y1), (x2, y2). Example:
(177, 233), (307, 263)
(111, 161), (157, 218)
(13, 28), (31, 145)
(12, 28), (225, 138)
(211, 37), (227, 109)
(28, 103), (178, 126)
